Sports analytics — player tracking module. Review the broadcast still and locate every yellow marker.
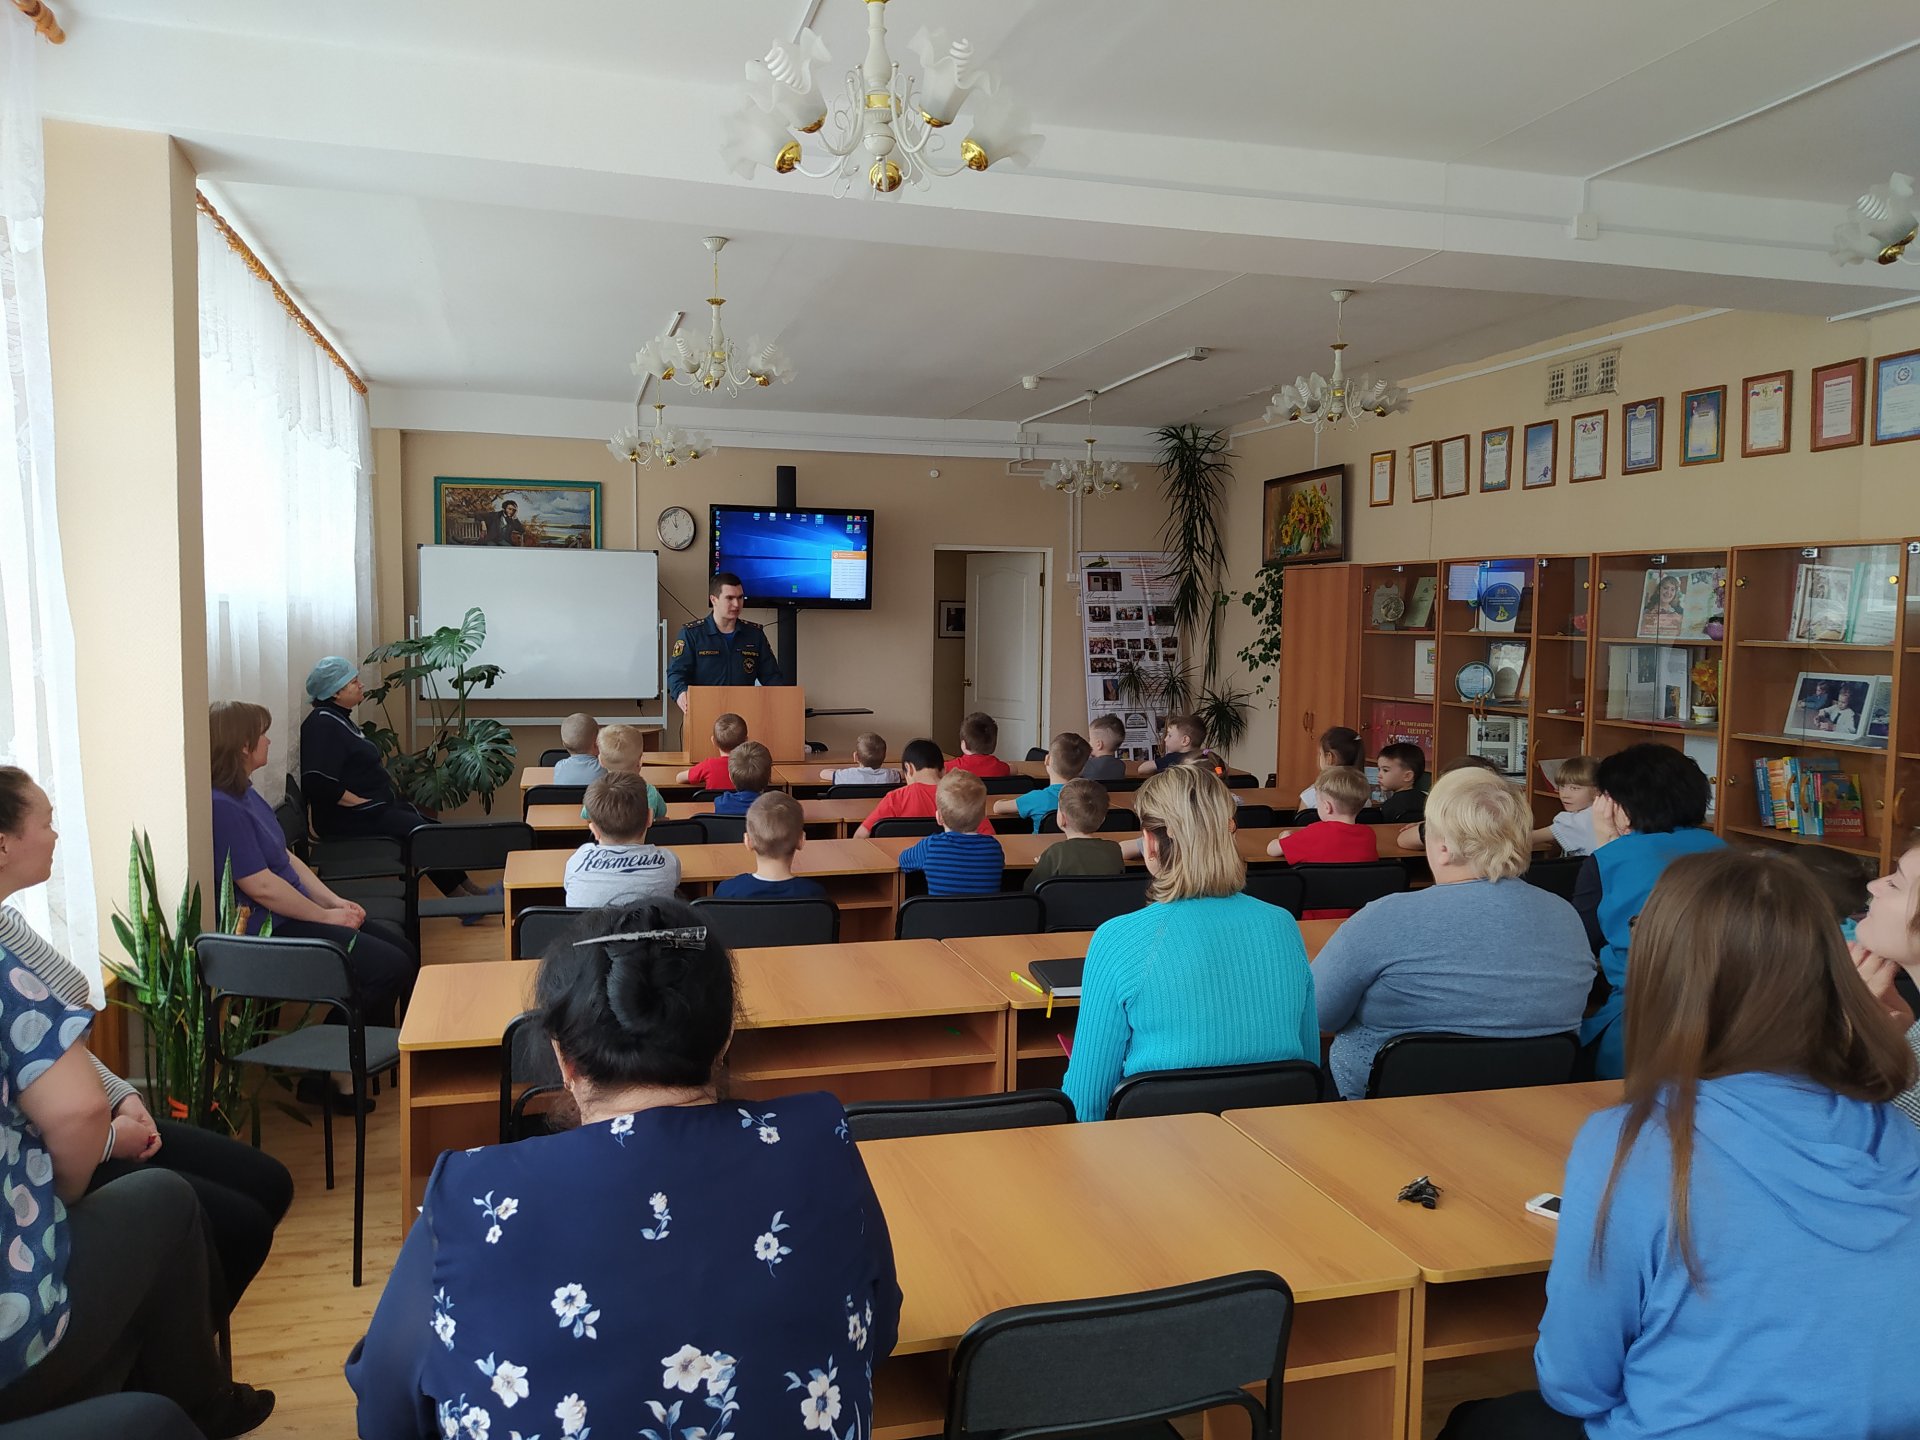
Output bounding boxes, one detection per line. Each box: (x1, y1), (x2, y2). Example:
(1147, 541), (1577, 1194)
(1009, 970), (1045, 996)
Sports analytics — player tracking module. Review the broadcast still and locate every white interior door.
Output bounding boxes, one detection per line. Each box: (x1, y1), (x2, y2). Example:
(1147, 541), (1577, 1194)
(964, 551), (1045, 760)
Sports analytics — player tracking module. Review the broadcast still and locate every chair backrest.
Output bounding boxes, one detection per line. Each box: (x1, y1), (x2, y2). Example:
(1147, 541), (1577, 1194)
(982, 775), (1036, 795)
(826, 782), (897, 799)
(1523, 855), (1585, 900)
(522, 784), (588, 814)
(1241, 870), (1305, 917)
(537, 747), (570, 767)
(1105, 1061), (1323, 1119)
(1365, 1030), (1582, 1099)
(272, 797), (311, 856)
(1224, 773), (1257, 789)
(1289, 861), (1409, 914)
(896, 893), (1044, 941)
(645, 819), (707, 846)
(1355, 807), (1387, 825)
(1034, 874), (1151, 932)
(1232, 803), (1276, 829)
(870, 817), (940, 838)
(500, 1009), (565, 1143)
(196, 932), (355, 1010)
(945, 1271), (1292, 1440)
(1024, 747), (1047, 762)
(1104, 777), (1142, 793)
(844, 1088), (1074, 1141)
(407, 820), (535, 873)
(692, 813), (747, 845)
(514, 905), (591, 960)
(690, 897), (839, 948)
(691, 789), (724, 803)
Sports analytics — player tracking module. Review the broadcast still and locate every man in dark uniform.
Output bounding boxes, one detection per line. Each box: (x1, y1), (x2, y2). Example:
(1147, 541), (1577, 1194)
(666, 571), (788, 714)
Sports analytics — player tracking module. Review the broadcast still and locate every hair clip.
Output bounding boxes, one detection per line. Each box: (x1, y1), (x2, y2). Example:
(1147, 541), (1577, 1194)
(1396, 1174), (1441, 1210)
(574, 927), (709, 949)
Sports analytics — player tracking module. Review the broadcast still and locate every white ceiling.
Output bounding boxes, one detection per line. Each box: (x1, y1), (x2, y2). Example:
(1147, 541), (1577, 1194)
(37, 0), (1920, 452)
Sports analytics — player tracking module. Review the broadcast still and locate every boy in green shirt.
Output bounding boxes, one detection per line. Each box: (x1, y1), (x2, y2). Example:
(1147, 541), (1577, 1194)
(1024, 779), (1125, 891)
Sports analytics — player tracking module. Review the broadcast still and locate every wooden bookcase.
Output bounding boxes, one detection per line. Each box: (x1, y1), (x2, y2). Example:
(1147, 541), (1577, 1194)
(1357, 560), (1440, 770)
(1273, 563), (1363, 790)
(1897, 540), (1920, 859)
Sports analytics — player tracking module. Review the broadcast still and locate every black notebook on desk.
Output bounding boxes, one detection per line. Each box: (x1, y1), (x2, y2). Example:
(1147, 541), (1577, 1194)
(1029, 958), (1084, 998)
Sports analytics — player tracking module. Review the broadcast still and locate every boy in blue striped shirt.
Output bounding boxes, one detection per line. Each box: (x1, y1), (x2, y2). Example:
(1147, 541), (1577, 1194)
(899, 770), (1005, 895)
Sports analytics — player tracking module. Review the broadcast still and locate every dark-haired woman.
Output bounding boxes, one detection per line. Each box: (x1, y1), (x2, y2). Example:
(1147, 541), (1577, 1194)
(346, 898), (901, 1440)
(1579, 744), (1724, 1080)
(1440, 849), (1920, 1439)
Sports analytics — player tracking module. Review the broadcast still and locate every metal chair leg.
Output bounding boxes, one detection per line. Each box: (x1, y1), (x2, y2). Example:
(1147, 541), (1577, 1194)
(352, 1067), (368, 1288)
(321, 1083), (335, 1191)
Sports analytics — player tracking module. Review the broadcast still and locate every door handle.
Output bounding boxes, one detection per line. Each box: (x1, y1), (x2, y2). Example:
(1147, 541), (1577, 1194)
(963, 677), (972, 687)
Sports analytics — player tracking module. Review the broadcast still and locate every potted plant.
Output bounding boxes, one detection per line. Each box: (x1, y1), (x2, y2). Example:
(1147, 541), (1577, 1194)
(1690, 657), (1721, 726)
(1153, 425), (1251, 749)
(360, 606), (517, 814)
(1235, 563), (1286, 697)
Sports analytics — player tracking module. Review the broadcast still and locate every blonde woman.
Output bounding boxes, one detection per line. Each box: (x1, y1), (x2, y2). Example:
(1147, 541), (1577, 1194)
(1061, 766), (1317, 1121)
(1313, 768), (1593, 1099)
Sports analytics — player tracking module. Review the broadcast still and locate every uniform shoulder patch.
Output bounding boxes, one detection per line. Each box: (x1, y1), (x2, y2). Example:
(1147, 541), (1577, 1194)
(671, 639), (686, 657)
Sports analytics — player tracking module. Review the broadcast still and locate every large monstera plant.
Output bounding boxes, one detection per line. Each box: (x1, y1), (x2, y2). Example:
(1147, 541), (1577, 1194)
(360, 607), (516, 814)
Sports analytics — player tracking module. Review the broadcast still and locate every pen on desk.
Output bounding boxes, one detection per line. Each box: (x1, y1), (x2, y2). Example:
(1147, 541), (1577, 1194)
(1009, 970), (1045, 996)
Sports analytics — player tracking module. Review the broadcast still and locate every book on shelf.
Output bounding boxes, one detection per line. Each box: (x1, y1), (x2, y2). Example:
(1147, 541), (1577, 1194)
(1748, 754), (1864, 839)
(1789, 563), (1854, 643)
(1487, 640), (1530, 701)
(1472, 568), (1527, 634)
(1403, 577), (1436, 629)
(1607, 645), (1691, 723)
(1413, 640), (1436, 697)
(1845, 561), (1898, 645)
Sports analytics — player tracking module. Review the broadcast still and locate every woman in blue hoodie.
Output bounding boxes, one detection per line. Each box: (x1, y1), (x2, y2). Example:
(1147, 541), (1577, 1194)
(1442, 848), (1920, 1439)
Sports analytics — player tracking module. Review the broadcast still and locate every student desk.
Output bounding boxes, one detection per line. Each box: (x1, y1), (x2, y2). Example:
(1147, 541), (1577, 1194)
(518, 765), (694, 793)
(524, 797), (876, 844)
(863, 1114), (1419, 1440)
(396, 941), (1009, 1226)
(941, 920), (1343, 1090)
(1225, 1081), (1623, 1436)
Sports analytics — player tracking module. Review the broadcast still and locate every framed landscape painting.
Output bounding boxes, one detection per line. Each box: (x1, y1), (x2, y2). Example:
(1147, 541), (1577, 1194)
(1261, 464), (1346, 567)
(435, 477), (603, 548)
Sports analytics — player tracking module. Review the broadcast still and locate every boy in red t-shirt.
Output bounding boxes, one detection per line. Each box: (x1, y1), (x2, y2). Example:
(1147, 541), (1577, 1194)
(675, 711), (747, 791)
(945, 712), (1012, 779)
(857, 738), (995, 837)
(1268, 765), (1379, 918)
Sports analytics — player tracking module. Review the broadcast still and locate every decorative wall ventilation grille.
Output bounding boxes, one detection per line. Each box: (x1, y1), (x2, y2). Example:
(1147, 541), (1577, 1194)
(1545, 346), (1621, 406)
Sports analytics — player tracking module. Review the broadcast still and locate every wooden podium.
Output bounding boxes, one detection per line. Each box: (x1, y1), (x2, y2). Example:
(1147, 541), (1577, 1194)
(686, 685), (807, 761)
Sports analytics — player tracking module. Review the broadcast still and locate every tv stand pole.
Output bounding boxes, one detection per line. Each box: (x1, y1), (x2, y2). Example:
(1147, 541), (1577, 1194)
(776, 463), (798, 682)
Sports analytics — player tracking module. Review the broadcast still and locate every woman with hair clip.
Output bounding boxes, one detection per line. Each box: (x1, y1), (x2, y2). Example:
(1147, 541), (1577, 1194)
(1440, 848), (1920, 1439)
(347, 897), (900, 1440)
(1062, 765), (1317, 1122)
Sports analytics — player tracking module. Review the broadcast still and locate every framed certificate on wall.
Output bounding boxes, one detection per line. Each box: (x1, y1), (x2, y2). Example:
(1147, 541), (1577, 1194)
(1811, 356), (1865, 451)
(1872, 349), (1920, 445)
(1622, 397), (1662, 473)
(1369, 450), (1395, 507)
(1571, 410), (1607, 481)
(1438, 434), (1470, 498)
(1480, 427), (1513, 492)
(1410, 441), (1436, 502)
(1741, 370), (1792, 458)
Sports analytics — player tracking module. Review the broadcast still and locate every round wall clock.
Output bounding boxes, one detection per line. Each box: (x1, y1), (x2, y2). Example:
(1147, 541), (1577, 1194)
(1455, 661), (1495, 702)
(657, 505), (697, 551)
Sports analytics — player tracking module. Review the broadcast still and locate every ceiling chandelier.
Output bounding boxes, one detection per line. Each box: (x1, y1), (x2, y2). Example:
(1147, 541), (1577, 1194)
(1264, 289), (1411, 433)
(1040, 392), (1137, 496)
(1831, 172), (1917, 265)
(722, 1), (1042, 197)
(608, 403), (714, 471)
(632, 236), (796, 397)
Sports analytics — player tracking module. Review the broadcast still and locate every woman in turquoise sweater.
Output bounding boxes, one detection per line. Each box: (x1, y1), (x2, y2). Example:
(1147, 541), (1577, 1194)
(1062, 765), (1317, 1121)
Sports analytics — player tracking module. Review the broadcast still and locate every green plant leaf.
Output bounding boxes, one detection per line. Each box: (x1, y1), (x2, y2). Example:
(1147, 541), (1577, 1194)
(1154, 424), (1233, 687)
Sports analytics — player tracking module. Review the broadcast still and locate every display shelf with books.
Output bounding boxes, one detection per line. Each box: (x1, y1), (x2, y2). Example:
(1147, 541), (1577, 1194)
(1723, 540), (1910, 866)
(1358, 563), (1440, 766)
(1889, 539), (1920, 868)
(1434, 557), (1539, 785)
(1525, 555), (1595, 826)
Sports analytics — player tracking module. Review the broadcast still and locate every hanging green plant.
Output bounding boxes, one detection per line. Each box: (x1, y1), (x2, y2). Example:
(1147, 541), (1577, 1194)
(1236, 563), (1287, 696)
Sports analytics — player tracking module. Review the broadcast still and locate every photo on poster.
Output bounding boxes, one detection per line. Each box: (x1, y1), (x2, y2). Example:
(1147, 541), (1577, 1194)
(1087, 605), (1111, 624)
(1115, 605), (1144, 623)
(1085, 570), (1123, 593)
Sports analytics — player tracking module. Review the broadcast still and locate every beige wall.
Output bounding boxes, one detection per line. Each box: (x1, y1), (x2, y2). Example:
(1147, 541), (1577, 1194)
(43, 121), (210, 948)
(378, 432), (1170, 786)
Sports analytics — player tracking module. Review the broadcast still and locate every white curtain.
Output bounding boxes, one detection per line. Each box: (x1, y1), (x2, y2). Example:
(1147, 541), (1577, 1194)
(199, 207), (374, 803)
(0, 17), (99, 997)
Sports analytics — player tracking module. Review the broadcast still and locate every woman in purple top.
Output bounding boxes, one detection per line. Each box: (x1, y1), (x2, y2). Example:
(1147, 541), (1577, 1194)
(209, 703), (417, 1028)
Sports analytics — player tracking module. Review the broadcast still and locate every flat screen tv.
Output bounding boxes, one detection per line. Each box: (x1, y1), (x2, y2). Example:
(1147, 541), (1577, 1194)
(709, 505), (875, 609)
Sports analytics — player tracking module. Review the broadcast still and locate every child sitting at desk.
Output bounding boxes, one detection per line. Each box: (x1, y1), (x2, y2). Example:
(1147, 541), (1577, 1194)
(711, 740), (771, 817)
(819, 732), (902, 787)
(1267, 768), (1378, 919)
(564, 773), (682, 907)
(1295, 725), (1361, 820)
(898, 771), (1004, 896)
(946, 712), (1012, 779)
(713, 792), (827, 900)
(994, 732), (1090, 832)
(677, 711), (747, 790)
(1529, 753), (1598, 856)
(855, 740), (994, 837)
(1024, 779), (1124, 892)
(551, 712), (604, 784)
(586, 724), (667, 821)
(1136, 714), (1205, 777)
(1081, 715), (1128, 783)
(1376, 741), (1427, 825)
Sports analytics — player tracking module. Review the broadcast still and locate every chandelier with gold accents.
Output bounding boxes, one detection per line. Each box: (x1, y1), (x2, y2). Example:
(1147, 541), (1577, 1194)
(632, 236), (795, 398)
(608, 403), (714, 472)
(1264, 289), (1411, 434)
(1040, 392), (1137, 496)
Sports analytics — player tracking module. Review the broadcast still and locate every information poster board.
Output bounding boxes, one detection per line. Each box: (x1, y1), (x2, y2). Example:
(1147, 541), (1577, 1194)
(1079, 551), (1181, 760)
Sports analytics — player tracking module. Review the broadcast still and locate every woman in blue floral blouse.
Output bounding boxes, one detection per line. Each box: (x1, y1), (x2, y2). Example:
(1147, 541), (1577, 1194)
(348, 897), (902, 1440)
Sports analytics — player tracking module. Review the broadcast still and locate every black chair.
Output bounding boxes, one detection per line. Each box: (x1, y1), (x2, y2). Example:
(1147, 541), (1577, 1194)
(522, 783), (588, 814)
(405, 820), (532, 946)
(1034, 874), (1151, 931)
(1037, 808), (1136, 834)
(1290, 861), (1409, 914)
(982, 775), (1036, 795)
(691, 897), (839, 948)
(1024, 747), (1048, 762)
(1355, 806), (1387, 825)
(646, 819), (707, 846)
(1105, 1060), (1324, 1119)
(1225, 773), (1258, 789)
(499, 1009), (564, 1144)
(691, 789), (725, 803)
(537, 747), (570, 767)
(1524, 855), (1586, 901)
(826, 782), (897, 799)
(944, 1271), (1294, 1440)
(870, 817), (939, 838)
(843, 1088), (1074, 1141)
(896, 893), (1044, 940)
(1232, 803), (1277, 828)
(1104, 777), (1143, 793)
(513, 904), (590, 960)
(692, 813), (747, 845)
(1242, 870), (1305, 917)
(196, 933), (398, 1287)
(1365, 1030), (1582, 1099)
(281, 775), (402, 880)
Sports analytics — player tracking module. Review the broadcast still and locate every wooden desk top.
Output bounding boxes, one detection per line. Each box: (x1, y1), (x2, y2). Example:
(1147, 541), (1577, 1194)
(863, 1113), (1417, 1353)
(1225, 1081), (1624, 1284)
(400, 961), (539, 1051)
(525, 798), (876, 832)
(505, 837), (895, 888)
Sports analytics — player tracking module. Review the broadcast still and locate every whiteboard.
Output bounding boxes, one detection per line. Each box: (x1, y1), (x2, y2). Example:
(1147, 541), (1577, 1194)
(417, 545), (661, 701)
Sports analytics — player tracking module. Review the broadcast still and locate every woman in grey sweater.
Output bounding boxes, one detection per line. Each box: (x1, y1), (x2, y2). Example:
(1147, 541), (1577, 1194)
(1313, 769), (1594, 1099)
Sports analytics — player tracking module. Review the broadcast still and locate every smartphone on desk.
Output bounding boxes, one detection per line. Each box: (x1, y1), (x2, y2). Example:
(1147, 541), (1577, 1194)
(1525, 1192), (1562, 1221)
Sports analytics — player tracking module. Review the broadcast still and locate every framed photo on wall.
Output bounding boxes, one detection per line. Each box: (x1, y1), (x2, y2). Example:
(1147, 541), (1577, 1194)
(1740, 370), (1792, 457)
(1570, 410), (1607, 482)
(1409, 442), (1436, 502)
(1438, 434), (1470, 498)
(1811, 356), (1865, 451)
(1872, 348), (1920, 445)
(1479, 426), (1513, 492)
(434, 477), (603, 548)
(1679, 385), (1726, 465)
(1621, 397), (1663, 473)
(1369, 450), (1395, 507)
(938, 601), (966, 638)
(1260, 464), (1346, 567)
(1521, 420), (1558, 489)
